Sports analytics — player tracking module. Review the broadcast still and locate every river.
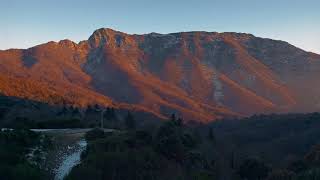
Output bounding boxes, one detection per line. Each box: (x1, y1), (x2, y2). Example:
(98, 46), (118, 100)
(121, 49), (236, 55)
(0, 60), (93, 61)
(54, 139), (87, 180)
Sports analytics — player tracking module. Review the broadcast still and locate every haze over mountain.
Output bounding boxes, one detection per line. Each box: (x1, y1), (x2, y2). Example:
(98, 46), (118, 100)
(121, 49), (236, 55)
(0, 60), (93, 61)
(1, 28), (320, 122)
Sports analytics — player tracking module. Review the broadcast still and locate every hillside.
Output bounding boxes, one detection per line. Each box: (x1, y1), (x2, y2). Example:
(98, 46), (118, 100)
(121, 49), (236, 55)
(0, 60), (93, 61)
(1, 28), (320, 122)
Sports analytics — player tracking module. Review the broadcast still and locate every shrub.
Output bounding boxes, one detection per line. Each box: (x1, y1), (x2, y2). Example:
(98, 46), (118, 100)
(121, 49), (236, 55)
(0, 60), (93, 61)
(85, 128), (105, 141)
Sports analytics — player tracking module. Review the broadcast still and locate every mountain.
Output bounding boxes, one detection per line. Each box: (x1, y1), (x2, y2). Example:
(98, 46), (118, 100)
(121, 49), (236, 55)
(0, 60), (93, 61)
(1, 28), (320, 122)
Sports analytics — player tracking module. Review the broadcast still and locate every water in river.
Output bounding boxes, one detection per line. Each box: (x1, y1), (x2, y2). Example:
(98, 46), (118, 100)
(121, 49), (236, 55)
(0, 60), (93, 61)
(54, 139), (87, 180)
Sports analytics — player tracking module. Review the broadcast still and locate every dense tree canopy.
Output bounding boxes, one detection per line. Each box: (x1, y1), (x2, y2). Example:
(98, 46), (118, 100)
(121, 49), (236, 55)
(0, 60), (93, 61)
(0, 129), (48, 180)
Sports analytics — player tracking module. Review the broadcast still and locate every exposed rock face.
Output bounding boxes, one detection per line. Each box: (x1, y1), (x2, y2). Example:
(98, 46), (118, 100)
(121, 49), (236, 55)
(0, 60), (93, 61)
(1, 28), (319, 122)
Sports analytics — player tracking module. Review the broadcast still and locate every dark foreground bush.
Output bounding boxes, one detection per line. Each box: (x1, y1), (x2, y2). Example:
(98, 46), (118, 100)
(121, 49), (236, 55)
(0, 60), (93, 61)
(85, 128), (105, 141)
(0, 129), (47, 180)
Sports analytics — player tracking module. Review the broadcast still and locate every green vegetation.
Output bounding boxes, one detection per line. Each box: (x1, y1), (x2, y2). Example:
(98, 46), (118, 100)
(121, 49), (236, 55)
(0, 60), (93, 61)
(84, 128), (106, 141)
(3, 109), (320, 180)
(238, 158), (271, 180)
(124, 111), (136, 130)
(66, 116), (217, 180)
(5, 118), (85, 129)
(0, 129), (49, 180)
(65, 112), (320, 180)
(207, 112), (320, 179)
(36, 118), (84, 129)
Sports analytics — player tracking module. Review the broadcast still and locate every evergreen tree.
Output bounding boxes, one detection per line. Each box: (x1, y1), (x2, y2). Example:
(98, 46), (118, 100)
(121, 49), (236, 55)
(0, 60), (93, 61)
(104, 107), (111, 120)
(72, 107), (80, 115)
(86, 105), (93, 113)
(125, 111), (135, 130)
(110, 107), (116, 119)
(238, 158), (271, 180)
(57, 105), (69, 116)
(94, 104), (100, 111)
(171, 113), (176, 121)
(208, 127), (215, 143)
(177, 117), (183, 126)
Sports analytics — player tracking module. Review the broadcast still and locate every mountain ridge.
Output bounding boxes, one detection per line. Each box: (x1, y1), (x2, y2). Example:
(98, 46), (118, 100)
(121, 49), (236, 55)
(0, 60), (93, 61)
(1, 28), (319, 122)
(3, 29), (303, 52)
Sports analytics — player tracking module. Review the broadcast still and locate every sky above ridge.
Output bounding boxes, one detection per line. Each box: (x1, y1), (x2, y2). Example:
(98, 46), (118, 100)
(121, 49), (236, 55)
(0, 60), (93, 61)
(1, 0), (320, 53)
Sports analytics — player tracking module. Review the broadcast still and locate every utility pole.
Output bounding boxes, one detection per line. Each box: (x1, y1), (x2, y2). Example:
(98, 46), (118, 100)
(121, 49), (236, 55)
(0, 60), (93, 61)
(100, 109), (105, 129)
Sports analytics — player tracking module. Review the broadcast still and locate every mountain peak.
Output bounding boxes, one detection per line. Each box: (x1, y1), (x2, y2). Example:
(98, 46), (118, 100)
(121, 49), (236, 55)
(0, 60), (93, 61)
(88, 28), (126, 48)
(91, 28), (120, 35)
(58, 39), (77, 49)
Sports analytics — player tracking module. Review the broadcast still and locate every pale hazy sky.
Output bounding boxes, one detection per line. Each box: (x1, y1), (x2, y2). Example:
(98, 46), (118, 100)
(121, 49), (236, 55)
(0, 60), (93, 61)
(1, 0), (320, 53)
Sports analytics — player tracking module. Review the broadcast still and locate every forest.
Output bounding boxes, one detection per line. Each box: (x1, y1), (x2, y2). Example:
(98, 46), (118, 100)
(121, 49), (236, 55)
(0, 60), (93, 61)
(0, 129), (51, 180)
(66, 112), (320, 180)
(2, 110), (320, 179)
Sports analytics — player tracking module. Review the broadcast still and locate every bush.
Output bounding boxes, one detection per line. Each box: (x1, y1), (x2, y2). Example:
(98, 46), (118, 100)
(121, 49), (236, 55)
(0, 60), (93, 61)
(12, 163), (44, 180)
(0, 129), (46, 179)
(85, 128), (105, 141)
(296, 168), (320, 180)
(266, 170), (294, 180)
(238, 158), (271, 180)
